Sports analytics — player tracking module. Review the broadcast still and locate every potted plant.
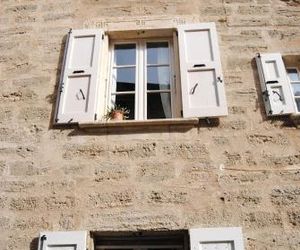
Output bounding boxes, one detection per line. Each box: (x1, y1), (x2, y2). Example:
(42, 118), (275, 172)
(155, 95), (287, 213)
(104, 105), (130, 121)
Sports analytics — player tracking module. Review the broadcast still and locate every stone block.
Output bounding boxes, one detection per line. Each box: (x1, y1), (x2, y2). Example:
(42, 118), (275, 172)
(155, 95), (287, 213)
(243, 211), (283, 228)
(94, 161), (129, 182)
(147, 190), (188, 204)
(44, 195), (76, 210)
(161, 142), (209, 160)
(271, 187), (300, 206)
(136, 160), (175, 182)
(88, 190), (135, 208)
(9, 197), (39, 211)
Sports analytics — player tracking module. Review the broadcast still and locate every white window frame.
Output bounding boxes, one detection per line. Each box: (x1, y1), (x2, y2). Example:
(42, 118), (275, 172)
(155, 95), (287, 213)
(189, 227), (244, 250)
(286, 67), (300, 113)
(107, 38), (176, 121)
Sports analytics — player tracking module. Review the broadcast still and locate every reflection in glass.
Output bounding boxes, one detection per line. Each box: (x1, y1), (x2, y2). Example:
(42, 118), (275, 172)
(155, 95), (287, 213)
(287, 69), (300, 82)
(147, 92), (171, 119)
(115, 67), (135, 92)
(147, 42), (169, 65)
(114, 44), (136, 66)
(296, 99), (300, 112)
(147, 66), (170, 90)
(114, 94), (135, 120)
(292, 83), (300, 96)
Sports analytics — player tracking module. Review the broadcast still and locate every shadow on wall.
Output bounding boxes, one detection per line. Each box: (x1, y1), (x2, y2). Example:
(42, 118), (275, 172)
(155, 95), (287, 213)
(250, 57), (296, 128)
(30, 237), (38, 250)
(46, 34), (68, 131)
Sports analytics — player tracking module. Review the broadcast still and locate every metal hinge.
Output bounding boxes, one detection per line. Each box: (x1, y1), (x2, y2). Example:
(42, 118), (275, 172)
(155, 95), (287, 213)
(181, 110), (183, 117)
(94, 113), (97, 120)
(175, 30), (178, 36)
(60, 82), (64, 93)
(102, 34), (104, 40)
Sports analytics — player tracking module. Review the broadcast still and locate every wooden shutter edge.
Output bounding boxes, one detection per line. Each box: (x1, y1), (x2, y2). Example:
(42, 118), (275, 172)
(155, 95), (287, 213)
(53, 29), (72, 125)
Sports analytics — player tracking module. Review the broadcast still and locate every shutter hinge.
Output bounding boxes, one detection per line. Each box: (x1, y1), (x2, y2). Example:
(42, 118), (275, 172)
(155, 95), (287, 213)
(94, 113), (97, 120)
(68, 28), (72, 34)
(102, 34), (104, 40)
(181, 110), (183, 117)
(256, 52), (261, 58)
(262, 90), (269, 97)
(60, 82), (64, 93)
(175, 30), (178, 37)
(55, 118), (59, 123)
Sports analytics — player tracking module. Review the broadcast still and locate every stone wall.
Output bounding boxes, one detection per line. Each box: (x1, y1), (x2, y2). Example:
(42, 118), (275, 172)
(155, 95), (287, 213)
(1, 0), (300, 249)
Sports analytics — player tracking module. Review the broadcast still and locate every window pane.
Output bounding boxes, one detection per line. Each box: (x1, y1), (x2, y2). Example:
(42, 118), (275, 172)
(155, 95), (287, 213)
(114, 44), (136, 66)
(292, 83), (300, 96)
(287, 69), (300, 81)
(296, 99), (300, 112)
(147, 66), (170, 90)
(115, 67), (135, 92)
(147, 42), (169, 65)
(114, 94), (135, 120)
(147, 92), (171, 119)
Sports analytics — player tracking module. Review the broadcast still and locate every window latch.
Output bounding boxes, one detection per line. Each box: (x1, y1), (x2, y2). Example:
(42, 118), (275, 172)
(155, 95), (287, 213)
(193, 64), (206, 68)
(73, 70), (85, 74)
(266, 80), (279, 84)
(191, 83), (199, 94)
(217, 77), (223, 83)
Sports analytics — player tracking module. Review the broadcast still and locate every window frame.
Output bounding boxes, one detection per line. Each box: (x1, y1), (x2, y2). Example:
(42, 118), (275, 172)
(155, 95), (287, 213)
(286, 67), (300, 113)
(107, 37), (176, 121)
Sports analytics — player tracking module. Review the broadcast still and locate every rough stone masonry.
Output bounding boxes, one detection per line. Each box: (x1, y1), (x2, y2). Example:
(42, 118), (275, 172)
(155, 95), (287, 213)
(1, 0), (300, 249)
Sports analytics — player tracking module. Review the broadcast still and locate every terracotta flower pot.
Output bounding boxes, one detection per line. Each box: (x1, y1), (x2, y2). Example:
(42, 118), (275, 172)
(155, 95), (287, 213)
(111, 111), (124, 121)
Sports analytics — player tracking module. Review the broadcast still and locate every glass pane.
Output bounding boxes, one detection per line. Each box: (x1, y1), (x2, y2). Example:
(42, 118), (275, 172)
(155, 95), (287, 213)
(114, 67), (135, 92)
(147, 92), (171, 119)
(147, 66), (170, 90)
(114, 44), (136, 66)
(292, 83), (300, 96)
(147, 42), (169, 65)
(287, 68), (300, 81)
(296, 99), (300, 112)
(114, 94), (135, 120)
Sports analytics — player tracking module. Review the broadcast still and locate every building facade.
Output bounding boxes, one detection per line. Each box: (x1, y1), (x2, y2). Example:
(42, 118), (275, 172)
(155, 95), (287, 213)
(1, 0), (300, 249)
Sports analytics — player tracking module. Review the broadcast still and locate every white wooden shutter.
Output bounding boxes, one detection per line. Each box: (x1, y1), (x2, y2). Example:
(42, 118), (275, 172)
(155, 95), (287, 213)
(38, 231), (87, 250)
(255, 53), (295, 116)
(178, 23), (228, 118)
(189, 227), (244, 250)
(55, 29), (104, 124)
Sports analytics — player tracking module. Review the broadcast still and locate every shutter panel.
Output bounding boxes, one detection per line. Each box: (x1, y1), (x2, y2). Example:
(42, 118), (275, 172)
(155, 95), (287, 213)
(178, 23), (228, 118)
(255, 53), (295, 116)
(189, 227), (244, 250)
(55, 29), (104, 124)
(38, 231), (87, 250)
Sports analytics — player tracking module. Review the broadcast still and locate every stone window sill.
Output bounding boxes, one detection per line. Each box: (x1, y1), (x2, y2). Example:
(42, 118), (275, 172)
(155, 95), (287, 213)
(78, 118), (199, 128)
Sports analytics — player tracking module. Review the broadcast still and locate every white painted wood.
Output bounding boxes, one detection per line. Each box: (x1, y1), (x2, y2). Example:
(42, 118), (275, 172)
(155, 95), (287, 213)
(256, 53), (295, 116)
(55, 29), (104, 124)
(189, 227), (244, 250)
(38, 231), (87, 250)
(178, 23), (228, 118)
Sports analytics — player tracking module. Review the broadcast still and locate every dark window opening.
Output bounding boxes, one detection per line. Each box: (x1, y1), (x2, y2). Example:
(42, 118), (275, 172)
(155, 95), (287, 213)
(93, 231), (188, 250)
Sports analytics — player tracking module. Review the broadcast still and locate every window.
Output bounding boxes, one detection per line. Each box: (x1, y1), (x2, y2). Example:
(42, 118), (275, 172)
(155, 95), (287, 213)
(38, 228), (245, 250)
(109, 40), (174, 120)
(54, 23), (228, 125)
(287, 68), (300, 112)
(255, 53), (300, 116)
(94, 231), (186, 250)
